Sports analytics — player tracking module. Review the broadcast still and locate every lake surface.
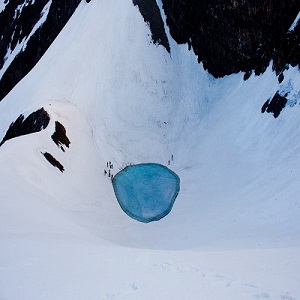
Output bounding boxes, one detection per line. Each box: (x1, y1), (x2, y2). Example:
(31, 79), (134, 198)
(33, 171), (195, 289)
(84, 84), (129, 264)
(112, 163), (180, 223)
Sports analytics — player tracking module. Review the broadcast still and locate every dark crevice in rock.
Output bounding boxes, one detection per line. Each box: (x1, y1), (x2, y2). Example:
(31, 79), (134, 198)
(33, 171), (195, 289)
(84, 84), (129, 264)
(133, 0), (170, 53)
(0, 0), (81, 101)
(161, 0), (300, 78)
(278, 72), (284, 83)
(243, 70), (253, 81)
(0, 108), (50, 146)
(51, 121), (70, 152)
(43, 152), (64, 172)
(261, 91), (288, 118)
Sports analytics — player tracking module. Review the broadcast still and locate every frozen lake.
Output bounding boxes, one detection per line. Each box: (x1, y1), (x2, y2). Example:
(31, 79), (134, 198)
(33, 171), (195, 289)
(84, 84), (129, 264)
(112, 163), (180, 222)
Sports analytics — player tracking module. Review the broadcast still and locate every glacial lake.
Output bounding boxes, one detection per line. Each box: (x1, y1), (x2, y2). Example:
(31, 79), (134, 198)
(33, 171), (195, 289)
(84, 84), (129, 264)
(112, 163), (180, 223)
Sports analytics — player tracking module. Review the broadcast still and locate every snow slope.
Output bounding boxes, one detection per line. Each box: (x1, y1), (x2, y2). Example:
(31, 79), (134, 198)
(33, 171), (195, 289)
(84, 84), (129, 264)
(0, 0), (300, 299)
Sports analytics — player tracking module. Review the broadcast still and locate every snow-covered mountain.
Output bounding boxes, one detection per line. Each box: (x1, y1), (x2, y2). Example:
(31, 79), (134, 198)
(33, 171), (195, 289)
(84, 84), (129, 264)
(0, 0), (300, 299)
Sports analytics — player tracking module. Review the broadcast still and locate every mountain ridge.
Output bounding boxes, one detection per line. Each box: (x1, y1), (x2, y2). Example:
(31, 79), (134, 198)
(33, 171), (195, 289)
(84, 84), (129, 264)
(1, 0), (299, 101)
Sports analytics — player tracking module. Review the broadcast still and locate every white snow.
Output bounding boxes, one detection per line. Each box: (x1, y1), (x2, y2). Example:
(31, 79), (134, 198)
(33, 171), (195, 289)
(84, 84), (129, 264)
(0, 0), (9, 13)
(0, 0), (300, 299)
(289, 11), (300, 32)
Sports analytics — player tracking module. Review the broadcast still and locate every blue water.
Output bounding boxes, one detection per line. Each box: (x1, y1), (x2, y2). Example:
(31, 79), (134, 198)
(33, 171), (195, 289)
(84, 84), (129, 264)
(112, 163), (180, 223)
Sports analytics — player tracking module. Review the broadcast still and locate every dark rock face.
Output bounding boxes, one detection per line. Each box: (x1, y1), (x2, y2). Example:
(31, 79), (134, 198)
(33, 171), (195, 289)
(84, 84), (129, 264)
(274, 21), (300, 76)
(261, 92), (288, 118)
(161, 0), (300, 78)
(0, 0), (48, 71)
(51, 121), (71, 152)
(0, 108), (50, 146)
(133, 0), (170, 53)
(0, 0), (81, 101)
(43, 152), (64, 172)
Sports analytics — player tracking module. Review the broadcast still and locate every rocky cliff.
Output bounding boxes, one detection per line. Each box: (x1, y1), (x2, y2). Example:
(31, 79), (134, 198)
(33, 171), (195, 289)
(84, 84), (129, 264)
(0, 0), (81, 101)
(161, 0), (299, 79)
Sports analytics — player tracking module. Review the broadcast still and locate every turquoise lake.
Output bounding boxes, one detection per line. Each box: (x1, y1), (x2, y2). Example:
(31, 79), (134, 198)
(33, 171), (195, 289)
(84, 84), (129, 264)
(112, 163), (180, 223)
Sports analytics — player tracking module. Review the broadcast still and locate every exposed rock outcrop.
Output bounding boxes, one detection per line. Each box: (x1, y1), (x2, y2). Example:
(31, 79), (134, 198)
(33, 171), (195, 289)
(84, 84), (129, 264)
(0, 0), (81, 101)
(43, 152), (64, 172)
(0, 108), (50, 146)
(261, 92), (288, 118)
(132, 0), (170, 53)
(161, 0), (300, 78)
(51, 121), (71, 152)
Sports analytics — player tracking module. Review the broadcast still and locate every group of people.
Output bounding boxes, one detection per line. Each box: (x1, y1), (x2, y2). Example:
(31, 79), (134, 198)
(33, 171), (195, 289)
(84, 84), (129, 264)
(104, 161), (114, 181)
(104, 155), (174, 182)
(167, 154), (174, 166)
